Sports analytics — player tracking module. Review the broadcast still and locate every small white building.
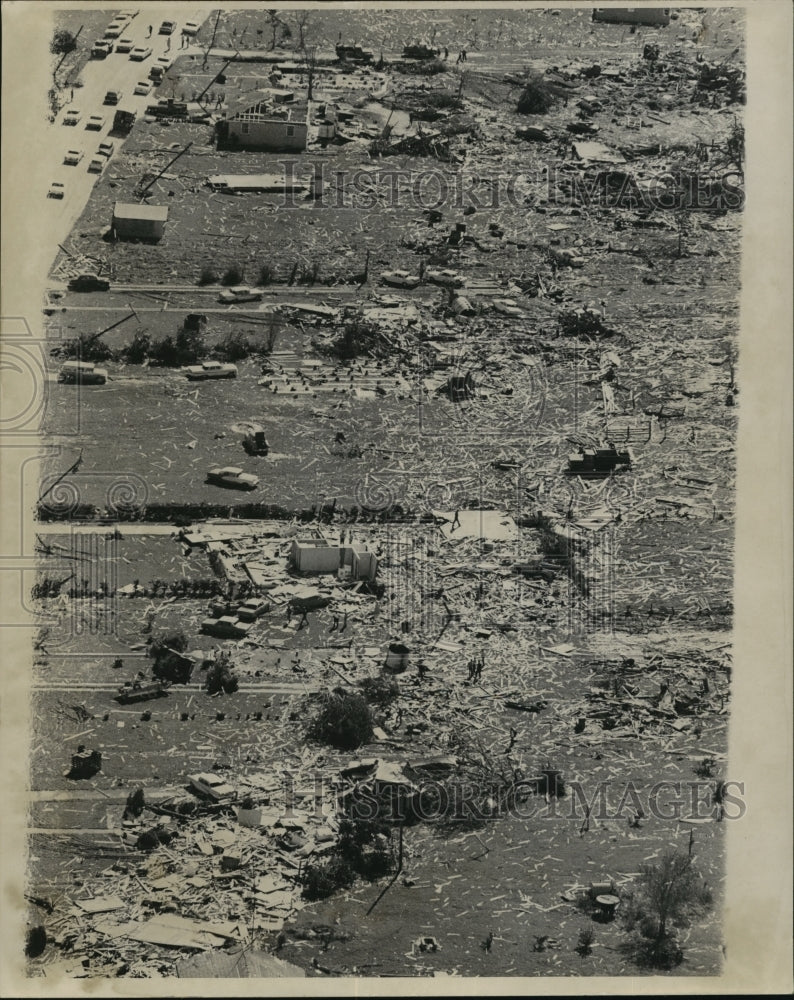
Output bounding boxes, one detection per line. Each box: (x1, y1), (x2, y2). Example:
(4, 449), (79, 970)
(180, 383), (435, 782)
(112, 202), (168, 241)
(290, 538), (378, 581)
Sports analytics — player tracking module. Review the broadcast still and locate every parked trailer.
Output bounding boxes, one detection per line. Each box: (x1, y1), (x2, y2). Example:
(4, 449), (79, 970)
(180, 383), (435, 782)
(592, 8), (670, 27)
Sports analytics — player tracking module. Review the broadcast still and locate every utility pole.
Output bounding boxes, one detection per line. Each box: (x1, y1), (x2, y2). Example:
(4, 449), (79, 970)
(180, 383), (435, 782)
(196, 52), (239, 106)
(77, 309), (140, 352)
(54, 24), (83, 82)
(204, 9), (222, 66)
(138, 143), (193, 197)
(38, 451), (83, 506)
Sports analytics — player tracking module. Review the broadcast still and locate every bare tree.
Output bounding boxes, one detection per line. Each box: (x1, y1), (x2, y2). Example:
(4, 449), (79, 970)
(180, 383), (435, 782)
(266, 10), (282, 51)
(293, 10), (313, 50)
(301, 44), (319, 101)
(674, 210), (693, 258)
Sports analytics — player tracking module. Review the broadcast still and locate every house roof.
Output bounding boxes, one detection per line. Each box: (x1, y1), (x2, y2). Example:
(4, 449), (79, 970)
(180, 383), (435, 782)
(221, 90), (308, 121)
(113, 202), (169, 222)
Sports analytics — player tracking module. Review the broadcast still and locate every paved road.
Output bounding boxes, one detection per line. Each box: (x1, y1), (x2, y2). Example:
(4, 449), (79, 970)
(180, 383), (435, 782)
(32, 682), (318, 694)
(34, 521), (275, 535)
(43, 11), (205, 271)
(48, 282), (367, 295)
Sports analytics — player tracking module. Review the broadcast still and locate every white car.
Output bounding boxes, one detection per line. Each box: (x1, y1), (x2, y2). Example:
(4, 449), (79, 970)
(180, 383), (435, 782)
(92, 40), (113, 58)
(217, 286), (263, 304)
(424, 267), (465, 288)
(134, 80), (152, 96)
(130, 46), (152, 61)
(115, 38), (134, 54)
(85, 114), (106, 130)
(88, 157), (105, 173)
(159, 20), (177, 35)
(237, 598), (269, 622)
(188, 772), (237, 801)
(64, 149), (83, 165)
(48, 181), (66, 199)
(63, 110), (81, 126)
(182, 20), (201, 36)
(104, 21), (126, 38)
(97, 141), (115, 158)
(381, 269), (420, 289)
(185, 360), (238, 380)
(206, 467), (259, 491)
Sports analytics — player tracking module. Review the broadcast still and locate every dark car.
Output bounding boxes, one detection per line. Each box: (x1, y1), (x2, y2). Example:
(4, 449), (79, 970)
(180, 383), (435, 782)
(68, 273), (110, 292)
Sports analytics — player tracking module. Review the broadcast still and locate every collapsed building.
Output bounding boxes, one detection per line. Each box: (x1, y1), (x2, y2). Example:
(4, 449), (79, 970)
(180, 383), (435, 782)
(290, 538), (379, 582)
(215, 98), (308, 152)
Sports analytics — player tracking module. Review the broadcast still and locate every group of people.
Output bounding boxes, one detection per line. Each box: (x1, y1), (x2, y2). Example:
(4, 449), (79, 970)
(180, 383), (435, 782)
(145, 25), (190, 48)
(329, 612), (349, 632)
(467, 653), (486, 682)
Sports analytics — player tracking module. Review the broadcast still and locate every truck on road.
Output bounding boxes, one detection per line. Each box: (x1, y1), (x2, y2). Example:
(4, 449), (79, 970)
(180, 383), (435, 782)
(111, 108), (136, 135)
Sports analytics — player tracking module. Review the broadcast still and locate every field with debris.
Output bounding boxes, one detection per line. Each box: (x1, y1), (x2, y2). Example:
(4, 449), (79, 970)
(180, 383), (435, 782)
(29, 5), (744, 983)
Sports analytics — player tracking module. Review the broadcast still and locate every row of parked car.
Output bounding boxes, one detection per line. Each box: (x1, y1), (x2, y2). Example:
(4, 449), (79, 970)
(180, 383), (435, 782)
(93, 14), (199, 58)
(56, 112), (115, 185)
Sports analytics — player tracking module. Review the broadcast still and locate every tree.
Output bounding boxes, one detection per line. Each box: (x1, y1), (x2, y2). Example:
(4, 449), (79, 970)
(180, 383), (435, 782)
(308, 688), (374, 750)
(205, 651), (238, 694)
(214, 330), (252, 362)
(265, 10), (282, 50)
(293, 10), (313, 49)
(51, 28), (77, 55)
(517, 73), (556, 115)
(221, 263), (245, 286)
(338, 816), (395, 878)
(122, 331), (151, 365)
(358, 675), (400, 709)
(149, 630), (193, 683)
(300, 44), (319, 101)
(621, 849), (713, 968)
(301, 856), (355, 900)
(674, 211), (694, 257)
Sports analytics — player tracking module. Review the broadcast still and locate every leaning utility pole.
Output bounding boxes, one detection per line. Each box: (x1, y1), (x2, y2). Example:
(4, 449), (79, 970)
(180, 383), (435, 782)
(196, 51), (240, 106)
(139, 143), (193, 197)
(38, 451), (83, 506)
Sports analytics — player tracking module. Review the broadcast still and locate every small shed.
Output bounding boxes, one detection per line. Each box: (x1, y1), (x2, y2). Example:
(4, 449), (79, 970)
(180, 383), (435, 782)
(112, 202), (169, 241)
